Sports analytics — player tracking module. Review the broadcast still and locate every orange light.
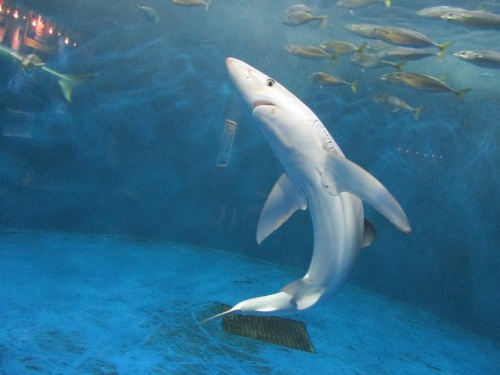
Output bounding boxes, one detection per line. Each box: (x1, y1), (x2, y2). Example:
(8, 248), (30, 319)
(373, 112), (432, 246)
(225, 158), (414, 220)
(64, 37), (69, 45)
(32, 20), (36, 27)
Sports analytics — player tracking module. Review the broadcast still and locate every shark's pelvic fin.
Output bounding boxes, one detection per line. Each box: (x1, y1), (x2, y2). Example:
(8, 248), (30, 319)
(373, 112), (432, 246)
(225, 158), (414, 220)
(257, 173), (307, 244)
(282, 278), (323, 310)
(362, 218), (376, 248)
(321, 152), (411, 234)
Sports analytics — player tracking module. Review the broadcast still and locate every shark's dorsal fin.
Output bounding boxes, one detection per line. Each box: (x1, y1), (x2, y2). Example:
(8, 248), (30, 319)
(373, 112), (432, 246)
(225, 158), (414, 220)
(257, 173), (307, 244)
(362, 218), (376, 248)
(321, 152), (410, 234)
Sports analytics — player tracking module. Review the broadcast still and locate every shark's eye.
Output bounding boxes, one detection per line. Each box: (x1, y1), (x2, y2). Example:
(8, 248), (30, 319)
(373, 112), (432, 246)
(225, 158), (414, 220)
(266, 78), (275, 87)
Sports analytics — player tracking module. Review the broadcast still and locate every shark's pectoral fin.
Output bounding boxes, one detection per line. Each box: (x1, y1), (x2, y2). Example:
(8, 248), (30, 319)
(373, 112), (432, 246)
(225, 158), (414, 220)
(282, 278), (323, 310)
(362, 218), (376, 248)
(321, 152), (411, 234)
(257, 173), (307, 244)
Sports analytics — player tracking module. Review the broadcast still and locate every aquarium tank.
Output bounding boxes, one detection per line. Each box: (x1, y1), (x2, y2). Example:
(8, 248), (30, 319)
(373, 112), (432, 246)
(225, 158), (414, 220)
(0, 0), (498, 373)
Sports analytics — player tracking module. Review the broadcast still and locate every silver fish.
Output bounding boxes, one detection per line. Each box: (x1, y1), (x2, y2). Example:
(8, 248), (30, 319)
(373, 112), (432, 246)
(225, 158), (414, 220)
(373, 93), (424, 121)
(283, 11), (328, 28)
(442, 10), (500, 29)
(351, 53), (406, 71)
(285, 44), (331, 59)
(285, 4), (315, 14)
(309, 72), (358, 92)
(454, 50), (500, 69)
(381, 72), (471, 99)
(172, 0), (212, 11)
(337, 0), (391, 9)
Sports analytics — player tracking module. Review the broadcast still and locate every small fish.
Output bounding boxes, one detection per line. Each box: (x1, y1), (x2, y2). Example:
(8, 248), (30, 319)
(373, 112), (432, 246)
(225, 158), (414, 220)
(320, 40), (366, 58)
(381, 72), (471, 99)
(373, 93), (424, 121)
(137, 5), (159, 24)
(351, 53), (406, 71)
(285, 4), (315, 14)
(309, 72), (358, 93)
(441, 10), (500, 29)
(283, 11), (328, 28)
(337, 0), (391, 9)
(285, 44), (331, 59)
(453, 50), (500, 69)
(172, 0), (212, 11)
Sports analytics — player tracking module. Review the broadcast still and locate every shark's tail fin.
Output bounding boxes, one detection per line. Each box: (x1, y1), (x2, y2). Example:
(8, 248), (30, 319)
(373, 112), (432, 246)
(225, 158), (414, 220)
(57, 72), (100, 102)
(200, 306), (237, 325)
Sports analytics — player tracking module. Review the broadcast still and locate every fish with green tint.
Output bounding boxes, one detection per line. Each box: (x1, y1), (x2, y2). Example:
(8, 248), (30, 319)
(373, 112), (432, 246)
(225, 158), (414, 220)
(337, 0), (391, 9)
(309, 72), (358, 93)
(381, 72), (471, 99)
(137, 5), (159, 24)
(373, 93), (424, 121)
(283, 11), (328, 28)
(172, 0), (212, 11)
(454, 50), (500, 69)
(285, 44), (331, 59)
(320, 40), (366, 59)
(351, 53), (406, 71)
(441, 10), (500, 29)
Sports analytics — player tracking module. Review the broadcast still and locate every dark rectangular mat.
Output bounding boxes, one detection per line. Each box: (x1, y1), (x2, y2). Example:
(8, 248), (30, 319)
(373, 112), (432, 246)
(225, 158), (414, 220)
(219, 303), (315, 353)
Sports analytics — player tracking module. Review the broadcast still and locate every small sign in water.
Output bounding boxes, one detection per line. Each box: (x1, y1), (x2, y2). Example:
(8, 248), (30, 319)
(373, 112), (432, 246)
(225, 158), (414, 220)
(2, 109), (35, 138)
(216, 119), (237, 167)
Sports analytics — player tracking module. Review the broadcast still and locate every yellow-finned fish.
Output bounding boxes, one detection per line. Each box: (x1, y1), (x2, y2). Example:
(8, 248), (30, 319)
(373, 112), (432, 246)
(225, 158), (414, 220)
(309, 72), (358, 93)
(373, 93), (424, 121)
(320, 40), (366, 57)
(172, 0), (212, 11)
(348, 24), (454, 59)
(381, 72), (471, 99)
(351, 53), (406, 71)
(283, 11), (328, 29)
(285, 44), (331, 59)
(454, 50), (500, 69)
(441, 10), (500, 29)
(337, 0), (391, 9)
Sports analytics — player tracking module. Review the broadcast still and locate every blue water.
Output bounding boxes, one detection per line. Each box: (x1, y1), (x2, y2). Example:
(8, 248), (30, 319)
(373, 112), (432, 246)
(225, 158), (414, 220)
(0, 0), (499, 373)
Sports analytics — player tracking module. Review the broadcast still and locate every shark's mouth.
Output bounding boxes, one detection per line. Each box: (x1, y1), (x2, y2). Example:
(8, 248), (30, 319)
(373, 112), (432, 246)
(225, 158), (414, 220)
(253, 100), (275, 110)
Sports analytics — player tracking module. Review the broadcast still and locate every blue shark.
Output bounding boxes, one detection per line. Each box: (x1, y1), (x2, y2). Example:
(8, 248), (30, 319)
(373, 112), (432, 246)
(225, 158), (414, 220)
(202, 58), (410, 323)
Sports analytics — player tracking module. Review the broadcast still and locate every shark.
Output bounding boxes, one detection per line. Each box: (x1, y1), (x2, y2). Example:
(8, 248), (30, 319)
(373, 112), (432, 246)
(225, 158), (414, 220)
(202, 58), (410, 324)
(0, 44), (99, 102)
